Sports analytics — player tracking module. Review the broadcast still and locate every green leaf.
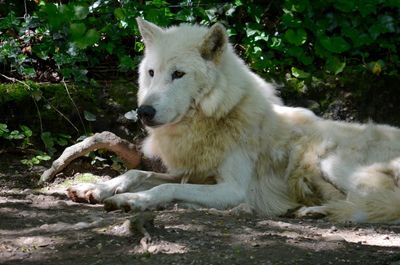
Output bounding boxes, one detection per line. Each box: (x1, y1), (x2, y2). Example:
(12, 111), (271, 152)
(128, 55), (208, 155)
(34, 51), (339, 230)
(31, 157), (40, 165)
(114, 8), (126, 20)
(70, 23), (87, 40)
(119, 55), (134, 70)
(334, 0), (356, 12)
(368, 60), (385, 75)
(7, 130), (25, 140)
(20, 125), (32, 137)
(73, 5), (89, 20)
(0, 11), (19, 29)
(291, 67), (310, 79)
(284, 28), (307, 46)
(379, 15), (395, 33)
(40, 4), (64, 30)
(0, 123), (9, 136)
(368, 15), (396, 40)
(387, 0), (400, 7)
(55, 133), (71, 146)
(269, 37), (282, 49)
(319, 36), (350, 53)
(22, 67), (36, 78)
(72, 27), (99, 49)
(20, 159), (32, 166)
(287, 47), (313, 65)
(254, 32), (269, 42)
(226, 28), (237, 37)
(325, 57), (346, 75)
(41, 132), (54, 149)
(282, 13), (302, 27)
(36, 154), (51, 161)
(368, 24), (381, 40)
(84, 29), (100, 45)
(358, 0), (377, 16)
(84, 110), (96, 121)
(342, 27), (372, 47)
(284, 0), (309, 12)
(56, 138), (68, 146)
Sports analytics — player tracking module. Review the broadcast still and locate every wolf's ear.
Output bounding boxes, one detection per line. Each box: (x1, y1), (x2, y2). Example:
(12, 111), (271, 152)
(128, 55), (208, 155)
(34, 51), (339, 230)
(136, 17), (163, 46)
(200, 23), (228, 62)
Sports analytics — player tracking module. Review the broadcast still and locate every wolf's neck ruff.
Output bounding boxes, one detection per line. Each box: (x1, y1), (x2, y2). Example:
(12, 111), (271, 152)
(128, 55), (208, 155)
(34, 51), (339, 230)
(149, 94), (253, 181)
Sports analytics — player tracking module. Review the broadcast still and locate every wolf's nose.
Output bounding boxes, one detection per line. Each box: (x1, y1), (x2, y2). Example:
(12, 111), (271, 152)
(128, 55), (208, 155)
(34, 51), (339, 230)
(137, 105), (156, 122)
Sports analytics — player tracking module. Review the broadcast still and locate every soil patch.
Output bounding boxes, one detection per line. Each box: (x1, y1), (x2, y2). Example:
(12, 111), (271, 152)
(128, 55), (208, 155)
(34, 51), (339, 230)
(1, 153), (400, 265)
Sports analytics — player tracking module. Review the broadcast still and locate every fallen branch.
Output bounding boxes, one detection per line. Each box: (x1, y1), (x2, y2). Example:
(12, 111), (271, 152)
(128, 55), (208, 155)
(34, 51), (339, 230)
(39, 131), (141, 185)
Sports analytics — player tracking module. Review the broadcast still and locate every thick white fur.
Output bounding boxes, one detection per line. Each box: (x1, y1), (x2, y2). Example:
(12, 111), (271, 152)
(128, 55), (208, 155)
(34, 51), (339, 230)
(70, 19), (400, 223)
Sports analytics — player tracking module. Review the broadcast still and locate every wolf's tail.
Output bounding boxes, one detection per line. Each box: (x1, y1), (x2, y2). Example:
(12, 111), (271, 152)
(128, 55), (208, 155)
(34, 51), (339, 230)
(326, 189), (400, 223)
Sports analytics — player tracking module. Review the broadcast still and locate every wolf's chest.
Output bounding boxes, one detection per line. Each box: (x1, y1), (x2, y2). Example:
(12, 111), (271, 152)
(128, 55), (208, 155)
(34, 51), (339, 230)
(155, 130), (229, 173)
(150, 106), (249, 177)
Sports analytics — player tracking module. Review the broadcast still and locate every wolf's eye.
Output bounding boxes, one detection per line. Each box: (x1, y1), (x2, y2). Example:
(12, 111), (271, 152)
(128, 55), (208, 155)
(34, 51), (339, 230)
(148, 69), (154, 77)
(172, 71), (185, 80)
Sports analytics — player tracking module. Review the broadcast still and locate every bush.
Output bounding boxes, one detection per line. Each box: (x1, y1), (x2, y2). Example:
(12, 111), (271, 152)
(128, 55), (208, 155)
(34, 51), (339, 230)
(1, 0), (399, 85)
(1, 0), (400, 159)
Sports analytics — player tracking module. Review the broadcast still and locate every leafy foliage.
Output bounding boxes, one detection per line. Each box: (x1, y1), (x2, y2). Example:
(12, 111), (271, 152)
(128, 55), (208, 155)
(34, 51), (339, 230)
(0, 123), (32, 143)
(1, 0), (399, 84)
(1, 0), (400, 159)
(0, 120), (68, 159)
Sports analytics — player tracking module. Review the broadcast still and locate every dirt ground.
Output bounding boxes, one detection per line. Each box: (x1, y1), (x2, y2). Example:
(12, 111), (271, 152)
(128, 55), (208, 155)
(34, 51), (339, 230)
(1, 153), (400, 265)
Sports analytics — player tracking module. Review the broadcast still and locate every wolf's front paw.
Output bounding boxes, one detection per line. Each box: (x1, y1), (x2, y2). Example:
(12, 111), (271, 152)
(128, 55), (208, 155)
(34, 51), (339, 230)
(67, 183), (114, 204)
(103, 193), (154, 212)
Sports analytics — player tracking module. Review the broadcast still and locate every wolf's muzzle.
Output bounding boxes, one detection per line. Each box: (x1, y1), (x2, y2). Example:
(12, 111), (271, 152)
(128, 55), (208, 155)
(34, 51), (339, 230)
(137, 105), (156, 126)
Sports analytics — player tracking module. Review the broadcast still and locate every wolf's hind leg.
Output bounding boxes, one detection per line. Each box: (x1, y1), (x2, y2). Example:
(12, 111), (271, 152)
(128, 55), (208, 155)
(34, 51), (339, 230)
(39, 131), (141, 185)
(67, 170), (181, 204)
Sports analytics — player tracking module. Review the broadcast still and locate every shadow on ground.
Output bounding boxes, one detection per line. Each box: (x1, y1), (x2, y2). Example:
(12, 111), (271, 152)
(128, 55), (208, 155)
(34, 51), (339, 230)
(1, 154), (400, 265)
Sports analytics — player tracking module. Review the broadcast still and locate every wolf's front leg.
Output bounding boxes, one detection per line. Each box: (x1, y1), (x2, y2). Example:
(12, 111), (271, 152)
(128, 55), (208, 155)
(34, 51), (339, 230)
(103, 182), (246, 211)
(67, 170), (181, 203)
(103, 148), (252, 211)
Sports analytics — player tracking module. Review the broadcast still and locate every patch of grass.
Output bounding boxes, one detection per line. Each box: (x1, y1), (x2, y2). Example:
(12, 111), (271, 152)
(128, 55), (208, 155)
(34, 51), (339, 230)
(51, 173), (103, 189)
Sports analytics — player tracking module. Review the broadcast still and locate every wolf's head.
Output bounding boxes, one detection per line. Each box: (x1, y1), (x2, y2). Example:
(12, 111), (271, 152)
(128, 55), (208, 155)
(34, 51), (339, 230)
(136, 18), (234, 128)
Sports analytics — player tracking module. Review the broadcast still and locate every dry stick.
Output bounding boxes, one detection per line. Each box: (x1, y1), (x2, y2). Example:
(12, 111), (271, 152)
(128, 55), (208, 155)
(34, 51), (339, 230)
(61, 76), (87, 134)
(1, 74), (44, 133)
(46, 100), (80, 133)
(38, 131), (141, 185)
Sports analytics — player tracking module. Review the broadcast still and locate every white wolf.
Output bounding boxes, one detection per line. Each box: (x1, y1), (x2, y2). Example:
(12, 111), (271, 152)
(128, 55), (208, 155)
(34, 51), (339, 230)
(68, 18), (400, 223)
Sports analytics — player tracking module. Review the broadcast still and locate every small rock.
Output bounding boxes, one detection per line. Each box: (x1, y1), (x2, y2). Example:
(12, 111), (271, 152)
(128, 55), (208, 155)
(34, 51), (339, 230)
(147, 245), (158, 253)
(329, 226), (338, 232)
(22, 189), (32, 194)
(323, 235), (346, 242)
(74, 222), (91, 230)
(56, 201), (68, 207)
(96, 243), (102, 250)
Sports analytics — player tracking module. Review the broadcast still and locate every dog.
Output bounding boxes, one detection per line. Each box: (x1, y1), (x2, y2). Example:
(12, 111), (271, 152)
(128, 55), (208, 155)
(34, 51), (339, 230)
(67, 18), (400, 223)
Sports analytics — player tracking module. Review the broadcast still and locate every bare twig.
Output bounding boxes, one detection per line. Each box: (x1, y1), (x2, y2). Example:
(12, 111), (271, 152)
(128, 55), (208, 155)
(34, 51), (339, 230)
(60, 76), (87, 134)
(46, 100), (80, 133)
